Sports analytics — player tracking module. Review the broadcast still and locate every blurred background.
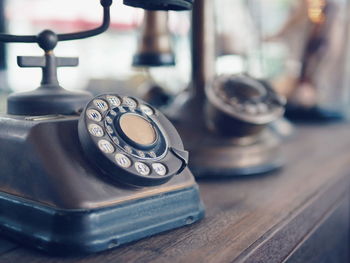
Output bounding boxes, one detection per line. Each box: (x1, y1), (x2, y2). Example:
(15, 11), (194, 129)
(214, 0), (350, 121)
(1, 0), (350, 120)
(0, 0), (192, 112)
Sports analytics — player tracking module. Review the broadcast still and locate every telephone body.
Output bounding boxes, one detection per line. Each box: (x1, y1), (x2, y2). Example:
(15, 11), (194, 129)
(0, 94), (204, 254)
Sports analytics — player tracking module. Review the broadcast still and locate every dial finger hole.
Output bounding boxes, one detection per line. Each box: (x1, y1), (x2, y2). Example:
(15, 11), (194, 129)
(98, 140), (115, 154)
(88, 124), (104, 137)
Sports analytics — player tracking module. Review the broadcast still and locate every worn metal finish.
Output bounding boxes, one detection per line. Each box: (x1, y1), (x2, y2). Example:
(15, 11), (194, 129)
(0, 115), (204, 253)
(0, 184), (204, 255)
(0, 115), (199, 209)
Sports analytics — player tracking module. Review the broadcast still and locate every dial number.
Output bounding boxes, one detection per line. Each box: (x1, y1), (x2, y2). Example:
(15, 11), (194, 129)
(98, 140), (115, 154)
(86, 109), (102, 122)
(115, 153), (132, 168)
(152, 163), (167, 176)
(140, 105), (154, 116)
(123, 97), (138, 109)
(106, 96), (121, 107)
(94, 99), (109, 112)
(88, 124), (104, 137)
(135, 162), (151, 176)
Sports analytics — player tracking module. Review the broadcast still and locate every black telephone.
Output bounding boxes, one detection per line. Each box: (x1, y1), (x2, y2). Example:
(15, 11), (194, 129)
(0, 0), (203, 255)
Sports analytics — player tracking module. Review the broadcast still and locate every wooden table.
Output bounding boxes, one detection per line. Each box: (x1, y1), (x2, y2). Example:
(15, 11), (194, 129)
(0, 123), (349, 263)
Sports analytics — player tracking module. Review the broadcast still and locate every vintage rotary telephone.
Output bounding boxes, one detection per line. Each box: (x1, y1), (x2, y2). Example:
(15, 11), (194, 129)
(137, 0), (286, 177)
(168, 73), (286, 177)
(0, 0), (203, 255)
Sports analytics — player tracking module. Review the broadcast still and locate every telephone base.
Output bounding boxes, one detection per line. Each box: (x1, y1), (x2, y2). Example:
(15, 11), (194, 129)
(0, 185), (204, 255)
(0, 115), (204, 254)
(178, 126), (283, 178)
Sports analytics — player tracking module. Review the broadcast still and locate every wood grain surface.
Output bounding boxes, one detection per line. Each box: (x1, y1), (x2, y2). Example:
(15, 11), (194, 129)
(0, 123), (349, 263)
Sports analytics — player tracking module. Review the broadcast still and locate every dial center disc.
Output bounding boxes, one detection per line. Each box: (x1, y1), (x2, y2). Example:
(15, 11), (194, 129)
(119, 113), (157, 146)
